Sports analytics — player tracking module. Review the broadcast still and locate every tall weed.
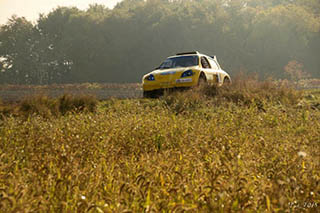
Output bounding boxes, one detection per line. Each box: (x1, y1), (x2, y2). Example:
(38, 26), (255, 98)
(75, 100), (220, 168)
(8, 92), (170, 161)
(0, 95), (319, 212)
(20, 95), (59, 118)
(18, 94), (97, 117)
(58, 94), (97, 115)
(162, 89), (204, 115)
(203, 75), (302, 105)
(162, 74), (302, 115)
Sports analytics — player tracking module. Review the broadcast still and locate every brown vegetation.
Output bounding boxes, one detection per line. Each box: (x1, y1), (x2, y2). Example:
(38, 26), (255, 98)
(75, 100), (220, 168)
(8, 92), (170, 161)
(0, 79), (319, 212)
(162, 75), (302, 115)
(0, 94), (97, 118)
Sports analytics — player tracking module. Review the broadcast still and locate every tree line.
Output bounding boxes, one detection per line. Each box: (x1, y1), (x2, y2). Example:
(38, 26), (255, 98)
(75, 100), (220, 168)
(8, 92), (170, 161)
(0, 0), (319, 84)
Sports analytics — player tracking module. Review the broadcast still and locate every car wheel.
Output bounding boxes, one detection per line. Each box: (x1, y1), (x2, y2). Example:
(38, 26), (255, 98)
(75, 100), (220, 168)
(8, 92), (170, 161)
(143, 90), (158, 98)
(143, 91), (151, 98)
(223, 77), (231, 85)
(198, 73), (207, 86)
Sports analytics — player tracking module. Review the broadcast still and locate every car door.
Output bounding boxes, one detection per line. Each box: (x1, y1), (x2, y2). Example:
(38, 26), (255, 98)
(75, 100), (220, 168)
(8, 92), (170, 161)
(200, 56), (219, 84)
(200, 56), (213, 82)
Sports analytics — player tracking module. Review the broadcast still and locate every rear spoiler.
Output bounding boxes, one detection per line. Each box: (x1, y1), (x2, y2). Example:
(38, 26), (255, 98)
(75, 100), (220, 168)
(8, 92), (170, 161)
(176, 51), (199, 55)
(210, 55), (217, 60)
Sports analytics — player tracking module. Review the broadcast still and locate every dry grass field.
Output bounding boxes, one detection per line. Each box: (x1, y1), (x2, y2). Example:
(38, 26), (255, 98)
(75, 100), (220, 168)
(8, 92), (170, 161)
(0, 78), (320, 212)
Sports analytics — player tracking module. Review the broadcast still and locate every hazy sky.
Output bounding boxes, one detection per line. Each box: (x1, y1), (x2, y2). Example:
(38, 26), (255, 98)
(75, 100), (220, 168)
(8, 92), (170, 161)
(0, 0), (122, 24)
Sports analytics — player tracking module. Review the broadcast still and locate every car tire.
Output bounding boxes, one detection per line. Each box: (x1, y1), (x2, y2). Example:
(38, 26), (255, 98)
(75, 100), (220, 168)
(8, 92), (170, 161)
(143, 91), (151, 98)
(143, 90), (159, 98)
(223, 77), (231, 85)
(197, 73), (207, 87)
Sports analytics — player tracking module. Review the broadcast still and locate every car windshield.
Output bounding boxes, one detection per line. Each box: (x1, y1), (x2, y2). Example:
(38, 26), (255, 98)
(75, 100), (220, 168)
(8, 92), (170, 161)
(159, 55), (199, 70)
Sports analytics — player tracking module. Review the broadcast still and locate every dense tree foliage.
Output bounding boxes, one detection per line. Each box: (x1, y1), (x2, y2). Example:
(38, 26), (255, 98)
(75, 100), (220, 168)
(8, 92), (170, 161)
(0, 0), (319, 84)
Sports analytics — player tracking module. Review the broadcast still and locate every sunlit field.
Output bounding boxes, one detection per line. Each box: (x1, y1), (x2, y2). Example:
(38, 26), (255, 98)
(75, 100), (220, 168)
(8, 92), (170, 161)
(0, 78), (320, 212)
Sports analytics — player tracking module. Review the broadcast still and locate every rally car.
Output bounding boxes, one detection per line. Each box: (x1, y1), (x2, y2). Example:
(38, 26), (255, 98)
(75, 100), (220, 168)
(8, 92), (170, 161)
(142, 51), (231, 98)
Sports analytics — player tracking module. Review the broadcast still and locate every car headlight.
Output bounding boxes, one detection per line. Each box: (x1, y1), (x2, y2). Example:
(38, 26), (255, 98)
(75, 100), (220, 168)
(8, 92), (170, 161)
(181, 70), (194, 78)
(145, 74), (155, 81)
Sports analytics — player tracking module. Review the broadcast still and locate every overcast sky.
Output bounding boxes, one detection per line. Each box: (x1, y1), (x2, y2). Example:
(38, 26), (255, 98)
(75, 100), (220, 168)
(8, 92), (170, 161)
(0, 0), (122, 25)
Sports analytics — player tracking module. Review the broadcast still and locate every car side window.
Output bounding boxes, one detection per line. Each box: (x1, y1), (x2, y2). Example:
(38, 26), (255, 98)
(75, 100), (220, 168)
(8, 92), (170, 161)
(208, 58), (219, 70)
(201, 57), (211, 69)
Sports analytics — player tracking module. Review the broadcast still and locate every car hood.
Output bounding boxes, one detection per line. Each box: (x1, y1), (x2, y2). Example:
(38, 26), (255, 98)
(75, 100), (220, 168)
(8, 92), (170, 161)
(150, 66), (199, 75)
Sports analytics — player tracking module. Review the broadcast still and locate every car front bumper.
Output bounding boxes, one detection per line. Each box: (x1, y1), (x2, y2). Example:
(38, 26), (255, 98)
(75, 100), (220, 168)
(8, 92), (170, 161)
(143, 75), (198, 92)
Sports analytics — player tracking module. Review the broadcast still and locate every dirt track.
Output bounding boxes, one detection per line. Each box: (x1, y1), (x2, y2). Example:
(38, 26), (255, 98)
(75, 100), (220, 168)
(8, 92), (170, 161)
(1, 81), (320, 102)
(0, 86), (143, 102)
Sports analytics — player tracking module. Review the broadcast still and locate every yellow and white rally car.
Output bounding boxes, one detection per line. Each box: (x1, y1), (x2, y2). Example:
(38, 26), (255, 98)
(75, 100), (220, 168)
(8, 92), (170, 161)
(142, 51), (231, 97)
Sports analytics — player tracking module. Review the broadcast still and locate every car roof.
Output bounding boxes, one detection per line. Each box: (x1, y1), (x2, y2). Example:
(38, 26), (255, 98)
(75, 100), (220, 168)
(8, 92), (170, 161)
(167, 52), (216, 60)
